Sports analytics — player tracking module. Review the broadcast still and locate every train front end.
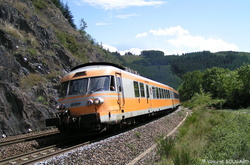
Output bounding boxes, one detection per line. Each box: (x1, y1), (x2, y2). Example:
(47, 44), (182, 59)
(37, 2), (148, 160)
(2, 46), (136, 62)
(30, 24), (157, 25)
(45, 65), (118, 133)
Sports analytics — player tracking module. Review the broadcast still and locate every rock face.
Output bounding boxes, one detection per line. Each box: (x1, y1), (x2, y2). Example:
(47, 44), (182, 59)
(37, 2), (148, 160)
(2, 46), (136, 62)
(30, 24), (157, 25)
(0, 0), (107, 135)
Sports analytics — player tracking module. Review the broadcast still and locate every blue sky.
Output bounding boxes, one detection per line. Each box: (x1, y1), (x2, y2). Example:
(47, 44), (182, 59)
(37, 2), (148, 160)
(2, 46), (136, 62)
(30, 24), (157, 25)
(66, 0), (250, 55)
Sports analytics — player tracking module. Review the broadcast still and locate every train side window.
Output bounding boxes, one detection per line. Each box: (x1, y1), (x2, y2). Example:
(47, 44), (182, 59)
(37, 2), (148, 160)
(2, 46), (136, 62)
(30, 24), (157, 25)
(152, 87), (156, 99)
(117, 77), (123, 92)
(174, 92), (179, 99)
(167, 90), (170, 99)
(140, 83), (145, 97)
(156, 88), (159, 99)
(169, 91), (172, 99)
(133, 81), (140, 97)
(110, 76), (115, 91)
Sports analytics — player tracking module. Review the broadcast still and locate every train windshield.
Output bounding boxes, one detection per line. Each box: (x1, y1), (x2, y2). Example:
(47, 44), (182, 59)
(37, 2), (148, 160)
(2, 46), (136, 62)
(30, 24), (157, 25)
(59, 76), (114, 97)
(89, 76), (110, 93)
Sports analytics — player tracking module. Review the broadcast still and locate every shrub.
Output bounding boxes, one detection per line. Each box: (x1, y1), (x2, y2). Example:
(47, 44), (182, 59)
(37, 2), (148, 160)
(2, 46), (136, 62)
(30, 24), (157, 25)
(26, 48), (37, 56)
(157, 137), (175, 158)
(37, 96), (48, 105)
(205, 112), (250, 160)
(55, 31), (79, 53)
(32, 0), (47, 9)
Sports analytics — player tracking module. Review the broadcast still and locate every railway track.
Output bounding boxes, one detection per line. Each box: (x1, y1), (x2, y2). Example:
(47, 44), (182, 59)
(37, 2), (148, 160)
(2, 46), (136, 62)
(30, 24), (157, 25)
(0, 131), (114, 165)
(0, 130), (60, 147)
(0, 108), (187, 164)
(0, 140), (90, 165)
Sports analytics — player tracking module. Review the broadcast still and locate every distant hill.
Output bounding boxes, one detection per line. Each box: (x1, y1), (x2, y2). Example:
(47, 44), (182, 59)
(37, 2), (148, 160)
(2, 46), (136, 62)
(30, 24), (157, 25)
(122, 51), (250, 89)
(169, 51), (250, 77)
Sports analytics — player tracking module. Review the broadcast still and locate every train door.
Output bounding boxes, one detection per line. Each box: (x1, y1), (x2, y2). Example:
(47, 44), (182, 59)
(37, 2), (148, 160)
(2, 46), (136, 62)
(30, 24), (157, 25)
(116, 73), (125, 111)
(170, 91), (174, 109)
(146, 85), (152, 110)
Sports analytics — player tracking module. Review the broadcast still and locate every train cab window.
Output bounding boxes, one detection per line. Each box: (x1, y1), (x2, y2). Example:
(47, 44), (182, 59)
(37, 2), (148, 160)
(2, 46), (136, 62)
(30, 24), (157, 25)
(140, 83), (145, 97)
(68, 78), (88, 95)
(133, 81), (140, 97)
(60, 81), (69, 97)
(89, 76), (110, 93)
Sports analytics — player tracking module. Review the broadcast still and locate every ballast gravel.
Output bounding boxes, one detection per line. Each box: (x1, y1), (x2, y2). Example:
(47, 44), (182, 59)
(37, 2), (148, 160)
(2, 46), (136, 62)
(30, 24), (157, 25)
(35, 107), (189, 165)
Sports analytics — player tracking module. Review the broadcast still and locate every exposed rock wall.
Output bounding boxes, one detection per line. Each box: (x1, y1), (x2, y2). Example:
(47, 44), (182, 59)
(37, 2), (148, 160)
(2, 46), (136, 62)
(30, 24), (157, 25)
(0, 0), (105, 135)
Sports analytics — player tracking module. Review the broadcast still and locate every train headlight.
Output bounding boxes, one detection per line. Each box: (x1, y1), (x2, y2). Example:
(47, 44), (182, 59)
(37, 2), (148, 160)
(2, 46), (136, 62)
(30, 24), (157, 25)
(56, 104), (60, 110)
(93, 98), (104, 105)
(87, 99), (93, 106)
(56, 104), (66, 110)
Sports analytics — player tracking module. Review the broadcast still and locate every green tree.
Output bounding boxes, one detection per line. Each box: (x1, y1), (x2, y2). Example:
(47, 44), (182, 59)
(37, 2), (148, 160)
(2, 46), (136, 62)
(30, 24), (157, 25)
(236, 64), (250, 108)
(178, 70), (203, 101)
(51, 0), (76, 29)
(141, 50), (164, 58)
(202, 67), (242, 108)
(79, 18), (87, 36)
(62, 2), (76, 29)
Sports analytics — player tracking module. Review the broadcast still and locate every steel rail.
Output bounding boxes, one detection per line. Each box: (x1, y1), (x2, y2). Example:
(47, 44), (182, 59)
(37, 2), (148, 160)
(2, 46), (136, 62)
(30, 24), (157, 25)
(0, 130), (60, 147)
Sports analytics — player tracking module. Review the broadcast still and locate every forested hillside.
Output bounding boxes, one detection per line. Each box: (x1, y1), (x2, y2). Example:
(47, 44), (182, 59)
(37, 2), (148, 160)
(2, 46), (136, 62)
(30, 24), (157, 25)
(169, 51), (250, 77)
(122, 51), (250, 89)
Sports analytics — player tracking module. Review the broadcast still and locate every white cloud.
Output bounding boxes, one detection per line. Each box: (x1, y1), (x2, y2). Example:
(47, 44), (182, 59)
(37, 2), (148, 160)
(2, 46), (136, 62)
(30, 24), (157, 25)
(167, 35), (239, 52)
(115, 14), (139, 19)
(150, 26), (189, 36)
(77, 0), (165, 10)
(136, 32), (148, 38)
(145, 26), (239, 53)
(101, 26), (239, 56)
(119, 48), (142, 55)
(102, 44), (118, 52)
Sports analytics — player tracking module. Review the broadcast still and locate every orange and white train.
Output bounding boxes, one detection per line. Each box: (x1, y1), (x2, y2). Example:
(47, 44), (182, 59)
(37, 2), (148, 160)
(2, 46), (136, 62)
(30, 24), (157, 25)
(46, 62), (180, 133)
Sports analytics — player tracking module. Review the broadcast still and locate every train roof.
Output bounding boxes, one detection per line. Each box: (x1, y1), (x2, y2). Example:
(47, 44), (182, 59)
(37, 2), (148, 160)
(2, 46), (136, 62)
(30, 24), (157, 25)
(71, 62), (125, 71)
(70, 62), (177, 92)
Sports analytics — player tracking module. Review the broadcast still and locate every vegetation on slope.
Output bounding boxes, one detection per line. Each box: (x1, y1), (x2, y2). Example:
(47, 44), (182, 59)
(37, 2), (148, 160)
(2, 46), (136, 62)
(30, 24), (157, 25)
(157, 94), (250, 165)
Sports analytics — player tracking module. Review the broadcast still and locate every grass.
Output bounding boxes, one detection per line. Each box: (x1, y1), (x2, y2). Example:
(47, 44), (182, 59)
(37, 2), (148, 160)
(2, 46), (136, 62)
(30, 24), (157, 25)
(134, 131), (141, 138)
(2, 23), (25, 41)
(157, 92), (249, 164)
(32, 0), (47, 10)
(157, 108), (250, 165)
(20, 74), (45, 89)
